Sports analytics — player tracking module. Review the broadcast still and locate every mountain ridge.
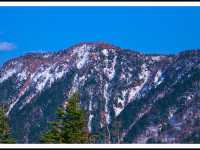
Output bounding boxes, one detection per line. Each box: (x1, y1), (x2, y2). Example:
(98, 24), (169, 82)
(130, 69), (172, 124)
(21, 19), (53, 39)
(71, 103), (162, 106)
(0, 42), (200, 143)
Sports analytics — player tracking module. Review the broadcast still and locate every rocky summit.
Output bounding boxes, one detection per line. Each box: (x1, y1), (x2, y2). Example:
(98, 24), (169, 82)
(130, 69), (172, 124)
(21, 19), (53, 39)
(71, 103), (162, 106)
(0, 42), (200, 143)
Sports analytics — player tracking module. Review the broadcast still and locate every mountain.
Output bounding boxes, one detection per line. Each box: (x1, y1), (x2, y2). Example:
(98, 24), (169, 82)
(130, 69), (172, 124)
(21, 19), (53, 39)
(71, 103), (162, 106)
(0, 42), (200, 143)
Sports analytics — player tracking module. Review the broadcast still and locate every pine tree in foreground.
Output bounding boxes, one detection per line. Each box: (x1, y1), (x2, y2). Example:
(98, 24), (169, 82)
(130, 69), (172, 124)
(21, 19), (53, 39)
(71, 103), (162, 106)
(0, 106), (15, 143)
(41, 93), (90, 143)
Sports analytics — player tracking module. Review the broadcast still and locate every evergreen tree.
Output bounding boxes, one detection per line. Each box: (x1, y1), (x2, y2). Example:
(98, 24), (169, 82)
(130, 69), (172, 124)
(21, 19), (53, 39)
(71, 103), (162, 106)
(41, 93), (90, 143)
(0, 105), (15, 143)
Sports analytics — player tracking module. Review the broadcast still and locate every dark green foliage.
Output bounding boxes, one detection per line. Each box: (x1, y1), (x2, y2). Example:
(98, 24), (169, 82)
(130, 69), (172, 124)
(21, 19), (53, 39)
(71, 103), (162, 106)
(182, 131), (200, 143)
(0, 78), (18, 103)
(0, 106), (15, 143)
(111, 121), (122, 143)
(40, 93), (90, 143)
(146, 138), (162, 144)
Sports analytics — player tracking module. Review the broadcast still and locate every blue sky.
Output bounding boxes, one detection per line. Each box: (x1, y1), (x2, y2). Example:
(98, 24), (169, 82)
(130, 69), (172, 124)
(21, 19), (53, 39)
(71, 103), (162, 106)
(0, 6), (200, 64)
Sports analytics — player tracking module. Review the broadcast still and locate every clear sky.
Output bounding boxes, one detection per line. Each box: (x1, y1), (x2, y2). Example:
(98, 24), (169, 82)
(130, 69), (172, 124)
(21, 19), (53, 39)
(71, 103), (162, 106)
(0, 6), (200, 64)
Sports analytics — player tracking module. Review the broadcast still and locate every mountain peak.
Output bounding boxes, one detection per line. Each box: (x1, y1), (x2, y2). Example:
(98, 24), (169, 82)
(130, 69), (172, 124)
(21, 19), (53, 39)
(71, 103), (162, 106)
(65, 41), (122, 53)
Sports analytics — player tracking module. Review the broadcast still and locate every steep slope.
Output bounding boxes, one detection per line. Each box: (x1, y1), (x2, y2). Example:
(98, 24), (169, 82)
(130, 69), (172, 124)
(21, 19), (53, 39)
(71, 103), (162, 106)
(0, 42), (199, 143)
(110, 50), (200, 143)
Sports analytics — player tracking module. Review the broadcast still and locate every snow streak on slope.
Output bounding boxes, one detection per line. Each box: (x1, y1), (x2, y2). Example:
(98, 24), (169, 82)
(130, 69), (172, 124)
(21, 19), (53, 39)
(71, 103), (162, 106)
(154, 70), (164, 87)
(54, 65), (67, 79)
(88, 99), (94, 132)
(17, 69), (28, 82)
(69, 74), (79, 96)
(5, 62), (69, 116)
(19, 94), (36, 110)
(103, 51), (117, 80)
(33, 66), (54, 92)
(128, 64), (150, 103)
(0, 68), (17, 83)
(75, 44), (90, 69)
(104, 83), (110, 124)
(88, 114), (94, 132)
(120, 104), (153, 142)
(32, 64), (68, 92)
(6, 79), (31, 116)
(69, 74), (87, 96)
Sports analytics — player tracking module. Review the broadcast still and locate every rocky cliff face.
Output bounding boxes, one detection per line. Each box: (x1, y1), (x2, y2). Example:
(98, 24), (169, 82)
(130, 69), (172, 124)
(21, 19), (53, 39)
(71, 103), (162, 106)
(0, 42), (199, 143)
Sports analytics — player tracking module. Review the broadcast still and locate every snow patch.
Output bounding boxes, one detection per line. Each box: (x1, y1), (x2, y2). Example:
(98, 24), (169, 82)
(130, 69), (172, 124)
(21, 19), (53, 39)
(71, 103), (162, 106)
(0, 68), (17, 83)
(122, 90), (127, 99)
(128, 64), (150, 103)
(120, 72), (126, 80)
(69, 74), (79, 96)
(103, 55), (117, 80)
(88, 99), (94, 132)
(79, 75), (86, 84)
(89, 99), (92, 111)
(17, 69), (28, 82)
(104, 83), (111, 124)
(54, 65), (67, 79)
(32, 64), (68, 93)
(113, 97), (125, 117)
(154, 70), (162, 83)
(113, 106), (121, 117)
(154, 70), (163, 86)
(69, 74), (87, 96)
(187, 95), (193, 101)
(77, 51), (89, 69)
(102, 49), (109, 57)
(43, 54), (52, 58)
(88, 114), (94, 132)
(129, 64), (149, 102)
(151, 56), (161, 61)
(33, 67), (54, 92)
(128, 86), (141, 103)
(113, 90), (128, 116)
(6, 82), (29, 116)
(6, 98), (20, 116)
(75, 44), (90, 69)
